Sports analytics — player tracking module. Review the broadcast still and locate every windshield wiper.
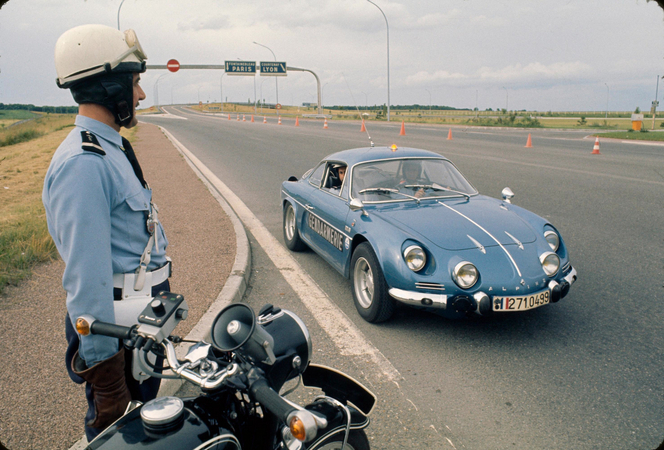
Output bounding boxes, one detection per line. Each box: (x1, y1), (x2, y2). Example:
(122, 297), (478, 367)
(403, 183), (470, 200)
(358, 187), (420, 203)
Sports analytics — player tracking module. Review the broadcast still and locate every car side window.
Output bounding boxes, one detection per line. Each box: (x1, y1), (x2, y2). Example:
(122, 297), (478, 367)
(308, 163), (326, 188)
(323, 163), (347, 194)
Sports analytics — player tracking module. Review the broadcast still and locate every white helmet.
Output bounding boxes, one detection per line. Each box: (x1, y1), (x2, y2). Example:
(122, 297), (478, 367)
(55, 24), (147, 89)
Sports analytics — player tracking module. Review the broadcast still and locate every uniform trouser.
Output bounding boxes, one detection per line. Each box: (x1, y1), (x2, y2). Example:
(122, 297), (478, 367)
(65, 279), (170, 442)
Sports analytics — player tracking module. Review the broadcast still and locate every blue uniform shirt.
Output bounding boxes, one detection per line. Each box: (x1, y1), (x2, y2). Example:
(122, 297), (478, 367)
(43, 116), (168, 366)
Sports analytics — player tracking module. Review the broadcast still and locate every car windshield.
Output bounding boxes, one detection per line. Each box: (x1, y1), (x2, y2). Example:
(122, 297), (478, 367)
(351, 158), (477, 203)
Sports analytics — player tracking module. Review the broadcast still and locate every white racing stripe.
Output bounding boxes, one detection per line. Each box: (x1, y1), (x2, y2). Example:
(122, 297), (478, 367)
(438, 201), (522, 277)
(159, 126), (401, 384)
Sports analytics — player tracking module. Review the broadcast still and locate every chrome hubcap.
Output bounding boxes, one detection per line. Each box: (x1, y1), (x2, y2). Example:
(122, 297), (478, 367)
(285, 206), (295, 241)
(354, 257), (374, 309)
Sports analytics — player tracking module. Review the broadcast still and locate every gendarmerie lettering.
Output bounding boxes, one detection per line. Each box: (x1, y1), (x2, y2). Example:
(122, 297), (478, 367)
(307, 213), (344, 251)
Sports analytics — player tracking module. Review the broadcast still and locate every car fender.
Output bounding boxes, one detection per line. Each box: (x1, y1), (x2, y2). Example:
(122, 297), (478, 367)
(346, 209), (416, 285)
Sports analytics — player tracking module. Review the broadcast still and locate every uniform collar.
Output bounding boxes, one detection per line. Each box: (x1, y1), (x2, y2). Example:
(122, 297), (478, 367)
(75, 115), (123, 149)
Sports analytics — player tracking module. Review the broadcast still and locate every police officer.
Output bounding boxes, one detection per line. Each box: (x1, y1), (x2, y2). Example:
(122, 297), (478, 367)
(43, 24), (171, 441)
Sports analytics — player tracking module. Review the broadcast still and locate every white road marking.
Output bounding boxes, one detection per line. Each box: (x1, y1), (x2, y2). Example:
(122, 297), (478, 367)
(159, 126), (401, 384)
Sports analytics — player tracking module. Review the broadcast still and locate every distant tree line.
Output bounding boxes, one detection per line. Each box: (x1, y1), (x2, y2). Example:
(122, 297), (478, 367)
(0, 103), (78, 114)
(330, 104), (469, 111)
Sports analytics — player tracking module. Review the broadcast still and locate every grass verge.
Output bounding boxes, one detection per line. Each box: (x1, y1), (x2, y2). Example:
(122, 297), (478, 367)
(595, 130), (664, 141)
(0, 114), (76, 294)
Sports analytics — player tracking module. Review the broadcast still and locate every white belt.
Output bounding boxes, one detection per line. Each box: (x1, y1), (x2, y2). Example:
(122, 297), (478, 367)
(113, 259), (172, 298)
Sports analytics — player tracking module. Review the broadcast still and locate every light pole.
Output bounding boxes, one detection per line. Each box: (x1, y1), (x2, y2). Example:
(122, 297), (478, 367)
(604, 83), (609, 119)
(366, 0), (390, 121)
(475, 89), (479, 119)
(154, 73), (168, 108)
(253, 41), (278, 104)
(117, 0), (126, 30)
(322, 82), (329, 108)
(260, 78), (268, 113)
(425, 88), (431, 114)
(503, 86), (508, 112)
(653, 75), (660, 130)
(219, 72), (226, 112)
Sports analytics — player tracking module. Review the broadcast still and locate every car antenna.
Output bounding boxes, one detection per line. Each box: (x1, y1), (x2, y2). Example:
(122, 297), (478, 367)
(342, 73), (374, 147)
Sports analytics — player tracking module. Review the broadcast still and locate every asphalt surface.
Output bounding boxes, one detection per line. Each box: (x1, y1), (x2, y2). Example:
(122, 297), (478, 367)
(141, 107), (664, 450)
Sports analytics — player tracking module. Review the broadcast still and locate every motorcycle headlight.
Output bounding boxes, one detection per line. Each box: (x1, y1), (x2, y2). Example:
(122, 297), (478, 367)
(452, 262), (478, 289)
(544, 230), (560, 252)
(540, 252), (560, 277)
(404, 245), (426, 272)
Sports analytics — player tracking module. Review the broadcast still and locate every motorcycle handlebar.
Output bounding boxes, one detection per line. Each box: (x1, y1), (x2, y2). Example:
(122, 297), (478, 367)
(249, 377), (297, 420)
(89, 321), (134, 340)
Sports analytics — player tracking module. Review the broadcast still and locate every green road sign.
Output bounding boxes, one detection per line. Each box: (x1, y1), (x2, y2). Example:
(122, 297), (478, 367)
(225, 61), (256, 75)
(260, 61), (287, 76)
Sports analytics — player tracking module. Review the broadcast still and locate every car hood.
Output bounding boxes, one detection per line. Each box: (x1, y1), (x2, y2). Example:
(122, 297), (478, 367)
(372, 196), (539, 251)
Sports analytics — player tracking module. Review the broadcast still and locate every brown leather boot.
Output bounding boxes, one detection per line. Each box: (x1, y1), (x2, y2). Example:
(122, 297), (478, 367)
(72, 348), (132, 430)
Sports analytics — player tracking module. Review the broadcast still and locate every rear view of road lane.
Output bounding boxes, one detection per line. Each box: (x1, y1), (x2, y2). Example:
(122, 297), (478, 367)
(142, 108), (664, 449)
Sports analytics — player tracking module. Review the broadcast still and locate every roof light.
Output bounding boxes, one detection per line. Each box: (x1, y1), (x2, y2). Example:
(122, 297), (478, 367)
(390, 144), (398, 152)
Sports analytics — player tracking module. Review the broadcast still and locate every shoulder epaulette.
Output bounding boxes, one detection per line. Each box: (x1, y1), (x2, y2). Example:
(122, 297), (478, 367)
(81, 131), (106, 155)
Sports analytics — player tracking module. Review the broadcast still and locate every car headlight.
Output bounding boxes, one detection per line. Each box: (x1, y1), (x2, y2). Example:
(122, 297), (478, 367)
(539, 252), (560, 277)
(403, 245), (426, 272)
(544, 230), (560, 252)
(452, 261), (478, 289)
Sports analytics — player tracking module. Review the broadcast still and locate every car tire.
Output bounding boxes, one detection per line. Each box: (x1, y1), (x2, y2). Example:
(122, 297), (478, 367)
(351, 242), (395, 323)
(283, 202), (307, 251)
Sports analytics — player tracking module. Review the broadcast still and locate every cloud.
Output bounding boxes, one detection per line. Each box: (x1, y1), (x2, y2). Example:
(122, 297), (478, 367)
(405, 61), (596, 89)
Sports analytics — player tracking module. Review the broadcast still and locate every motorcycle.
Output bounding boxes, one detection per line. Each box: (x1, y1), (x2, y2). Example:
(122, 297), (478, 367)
(74, 292), (375, 450)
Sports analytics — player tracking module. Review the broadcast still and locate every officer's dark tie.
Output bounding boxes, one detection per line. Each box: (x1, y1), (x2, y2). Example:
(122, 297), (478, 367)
(121, 137), (147, 188)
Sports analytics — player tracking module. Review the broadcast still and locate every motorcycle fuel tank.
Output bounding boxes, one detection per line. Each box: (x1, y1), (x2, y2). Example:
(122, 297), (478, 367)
(87, 399), (240, 450)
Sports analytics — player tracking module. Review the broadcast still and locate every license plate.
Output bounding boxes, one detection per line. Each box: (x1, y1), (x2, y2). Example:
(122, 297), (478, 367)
(493, 289), (550, 312)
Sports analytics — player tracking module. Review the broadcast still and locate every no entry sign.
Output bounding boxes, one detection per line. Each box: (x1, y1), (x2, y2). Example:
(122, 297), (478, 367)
(167, 59), (180, 73)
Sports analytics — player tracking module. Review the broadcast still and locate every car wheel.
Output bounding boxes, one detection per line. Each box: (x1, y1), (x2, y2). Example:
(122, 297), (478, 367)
(283, 202), (307, 251)
(351, 242), (395, 323)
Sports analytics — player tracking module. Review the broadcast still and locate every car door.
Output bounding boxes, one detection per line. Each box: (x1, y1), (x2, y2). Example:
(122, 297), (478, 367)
(301, 162), (351, 275)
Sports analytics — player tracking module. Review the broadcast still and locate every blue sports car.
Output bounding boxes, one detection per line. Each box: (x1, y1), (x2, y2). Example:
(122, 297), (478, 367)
(281, 145), (577, 323)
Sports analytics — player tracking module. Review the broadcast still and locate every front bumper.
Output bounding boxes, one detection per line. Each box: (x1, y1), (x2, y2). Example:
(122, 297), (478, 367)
(389, 265), (578, 316)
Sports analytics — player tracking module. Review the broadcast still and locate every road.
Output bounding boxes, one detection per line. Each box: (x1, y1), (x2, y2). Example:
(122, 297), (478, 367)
(141, 107), (664, 450)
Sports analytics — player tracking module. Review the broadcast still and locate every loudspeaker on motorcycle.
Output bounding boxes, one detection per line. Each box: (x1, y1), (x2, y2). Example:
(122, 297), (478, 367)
(211, 303), (276, 364)
(211, 304), (312, 389)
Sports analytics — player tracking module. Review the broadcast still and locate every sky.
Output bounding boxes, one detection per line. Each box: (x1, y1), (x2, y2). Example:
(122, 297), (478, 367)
(1, 0), (664, 112)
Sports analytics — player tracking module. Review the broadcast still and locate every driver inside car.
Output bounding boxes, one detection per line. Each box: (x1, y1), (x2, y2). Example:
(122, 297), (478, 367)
(397, 160), (426, 198)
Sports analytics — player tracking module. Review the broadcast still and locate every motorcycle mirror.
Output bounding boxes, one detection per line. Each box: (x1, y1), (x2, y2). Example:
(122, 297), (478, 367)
(211, 303), (276, 364)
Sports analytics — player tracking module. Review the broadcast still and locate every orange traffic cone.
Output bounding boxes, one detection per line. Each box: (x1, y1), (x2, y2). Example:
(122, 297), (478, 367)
(360, 119), (366, 132)
(295, 116), (300, 126)
(251, 115), (255, 122)
(263, 116), (267, 123)
(399, 120), (406, 136)
(236, 114), (240, 121)
(447, 128), (453, 140)
(278, 116), (282, 125)
(242, 115), (246, 122)
(324, 118), (329, 129)
(592, 137), (601, 154)
(228, 114), (231, 120)
(525, 133), (533, 148)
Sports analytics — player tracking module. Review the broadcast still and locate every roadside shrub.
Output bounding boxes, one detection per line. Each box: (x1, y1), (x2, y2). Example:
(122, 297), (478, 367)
(0, 129), (44, 147)
(577, 116), (587, 126)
